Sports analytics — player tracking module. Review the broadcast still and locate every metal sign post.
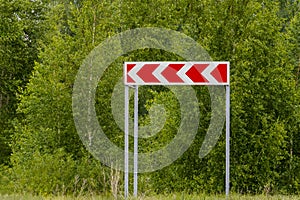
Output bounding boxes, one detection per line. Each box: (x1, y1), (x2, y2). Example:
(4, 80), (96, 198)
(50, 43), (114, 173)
(124, 85), (139, 198)
(124, 61), (230, 198)
(133, 86), (139, 197)
(225, 85), (230, 197)
(124, 85), (129, 198)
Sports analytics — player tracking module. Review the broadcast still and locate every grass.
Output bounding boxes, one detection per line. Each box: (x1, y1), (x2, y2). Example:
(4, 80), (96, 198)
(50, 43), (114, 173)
(0, 194), (300, 200)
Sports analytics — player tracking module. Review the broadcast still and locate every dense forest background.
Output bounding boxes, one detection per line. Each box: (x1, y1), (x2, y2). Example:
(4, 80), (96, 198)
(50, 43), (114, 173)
(0, 0), (300, 196)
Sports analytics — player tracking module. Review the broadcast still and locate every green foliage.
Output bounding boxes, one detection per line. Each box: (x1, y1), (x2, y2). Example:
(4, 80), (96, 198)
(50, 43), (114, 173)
(144, 0), (300, 194)
(1, 0), (300, 196)
(9, 149), (109, 195)
(0, 0), (48, 165)
(7, 0), (121, 195)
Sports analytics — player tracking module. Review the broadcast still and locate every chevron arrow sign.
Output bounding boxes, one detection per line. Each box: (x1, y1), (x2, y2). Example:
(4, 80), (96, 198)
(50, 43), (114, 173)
(124, 62), (229, 85)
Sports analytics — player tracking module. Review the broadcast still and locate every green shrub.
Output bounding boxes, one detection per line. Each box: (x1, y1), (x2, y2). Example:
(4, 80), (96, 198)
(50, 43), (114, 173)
(9, 149), (109, 196)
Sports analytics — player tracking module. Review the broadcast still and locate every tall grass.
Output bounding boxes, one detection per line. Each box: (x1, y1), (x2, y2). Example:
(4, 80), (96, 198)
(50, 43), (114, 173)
(0, 194), (299, 200)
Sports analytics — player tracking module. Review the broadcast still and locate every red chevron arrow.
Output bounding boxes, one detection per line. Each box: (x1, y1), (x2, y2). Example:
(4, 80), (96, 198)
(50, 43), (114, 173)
(136, 64), (160, 83)
(127, 64), (136, 83)
(185, 64), (210, 83)
(161, 64), (185, 83)
(211, 63), (228, 83)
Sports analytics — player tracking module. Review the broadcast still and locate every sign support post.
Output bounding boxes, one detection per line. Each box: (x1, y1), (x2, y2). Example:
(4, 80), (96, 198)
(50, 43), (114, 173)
(124, 85), (129, 198)
(225, 85), (230, 197)
(133, 86), (139, 197)
(124, 85), (139, 198)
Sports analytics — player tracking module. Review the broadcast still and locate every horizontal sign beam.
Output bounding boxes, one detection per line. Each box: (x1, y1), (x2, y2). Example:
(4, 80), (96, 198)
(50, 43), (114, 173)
(124, 62), (229, 85)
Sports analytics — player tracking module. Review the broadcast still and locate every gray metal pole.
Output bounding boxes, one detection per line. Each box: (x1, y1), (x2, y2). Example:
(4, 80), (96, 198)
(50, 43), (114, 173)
(124, 85), (129, 198)
(225, 85), (230, 197)
(133, 85), (139, 197)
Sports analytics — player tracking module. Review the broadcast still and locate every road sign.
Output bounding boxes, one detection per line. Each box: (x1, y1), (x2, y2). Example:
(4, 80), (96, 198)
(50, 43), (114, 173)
(124, 62), (229, 85)
(124, 61), (230, 198)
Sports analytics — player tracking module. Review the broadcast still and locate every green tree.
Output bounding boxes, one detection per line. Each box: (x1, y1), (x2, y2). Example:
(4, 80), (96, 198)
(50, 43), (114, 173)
(201, 0), (299, 193)
(8, 0), (300, 195)
(0, 0), (48, 165)
(148, 0), (300, 194)
(280, 10), (300, 193)
(10, 0), (121, 195)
